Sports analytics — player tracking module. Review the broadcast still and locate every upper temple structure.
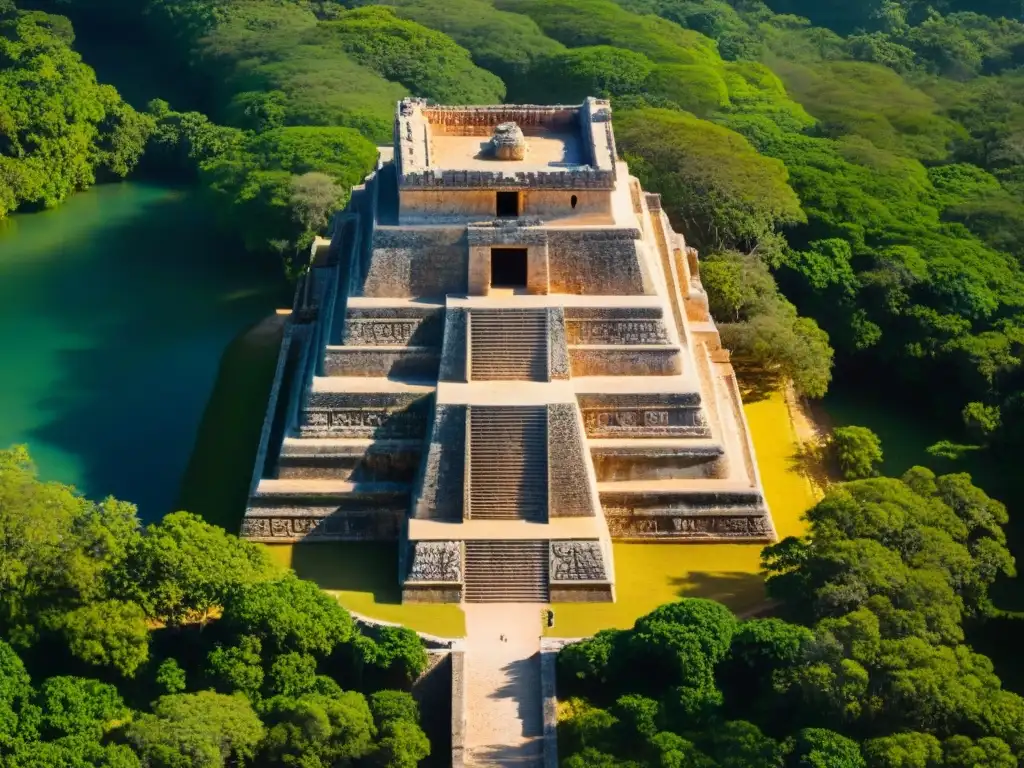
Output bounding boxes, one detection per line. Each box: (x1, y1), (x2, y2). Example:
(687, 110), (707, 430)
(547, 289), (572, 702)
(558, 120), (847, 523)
(241, 98), (776, 603)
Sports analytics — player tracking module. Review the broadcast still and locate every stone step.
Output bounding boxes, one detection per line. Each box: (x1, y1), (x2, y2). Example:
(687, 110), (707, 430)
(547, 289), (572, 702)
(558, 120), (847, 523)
(276, 437), (421, 482)
(588, 438), (727, 481)
(569, 344), (682, 377)
(597, 478), (765, 514)
(247, 479), (410, 519)
(464, 540), (549, 603)
(469, 406), (547, 522)
(323, 346), (440, 378)
(302, 377), (434, 439)
(470, 308), (548, 381)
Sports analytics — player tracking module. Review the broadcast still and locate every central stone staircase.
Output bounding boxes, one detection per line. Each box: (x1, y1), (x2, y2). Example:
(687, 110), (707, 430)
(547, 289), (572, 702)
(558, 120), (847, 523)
(464, 540), (549, 602)
(470, 308), (548, 381)
(468, 406), (548, 521)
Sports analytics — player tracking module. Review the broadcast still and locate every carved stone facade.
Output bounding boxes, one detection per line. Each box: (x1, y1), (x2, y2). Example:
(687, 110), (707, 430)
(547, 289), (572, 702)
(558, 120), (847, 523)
(243, 97), (777, 601)
(241, 512), (402, 542)
(407, 541), (463, 582)
(604, 514), (771, 540)
(581, 406), (709, 438)
(301, 407), (428, 438)
(550, 541), (607, 581)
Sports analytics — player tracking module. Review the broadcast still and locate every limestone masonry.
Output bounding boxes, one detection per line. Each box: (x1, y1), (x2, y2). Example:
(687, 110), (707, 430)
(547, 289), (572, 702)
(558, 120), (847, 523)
(242, 98), (777, 604)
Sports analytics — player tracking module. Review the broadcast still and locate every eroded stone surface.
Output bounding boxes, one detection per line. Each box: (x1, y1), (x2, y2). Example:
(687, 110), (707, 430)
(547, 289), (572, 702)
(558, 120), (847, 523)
(407, 541), (463, 582)
(490, 122), (526, 161)
(550, 541), (606, 580)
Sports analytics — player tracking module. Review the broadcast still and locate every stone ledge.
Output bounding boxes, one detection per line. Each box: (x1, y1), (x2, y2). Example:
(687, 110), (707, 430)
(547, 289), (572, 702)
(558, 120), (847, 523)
(569, 346), (682, 377)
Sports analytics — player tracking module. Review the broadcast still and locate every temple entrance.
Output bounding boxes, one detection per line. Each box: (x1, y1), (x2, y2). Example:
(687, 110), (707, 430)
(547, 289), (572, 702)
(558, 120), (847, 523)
(491, 248), (528, 288)
(496, 191), (520, 218)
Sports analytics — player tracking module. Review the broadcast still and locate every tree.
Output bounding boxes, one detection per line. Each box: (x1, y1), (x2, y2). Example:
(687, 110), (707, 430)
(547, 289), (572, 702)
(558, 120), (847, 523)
(220, 575), (355, 657)
(962, 401), (1001, 443)
(35, 676), (127, 741)
(862, 732), (943, 768)
(259, 691), (377, 766)
(528, 46), (654, 103)
(0, 446), (141, 647)
(155, 659), (187, 695)
(359, 626), (429, 682)
(789, 728), (866, 767)
(124, 691), (264, 768)
(206, 636), (264, 701)
(123, 511), (275, 626)
(371, 718), (431, 767)
(267, 652), (318, 698)
(0, 640), (38, 747)
(55, 600), (149, 677)
(0, 11), (150, 217)
(616, 108), (805, 253)
(831, 426), (884, 480)
(289, 172), (342, 233)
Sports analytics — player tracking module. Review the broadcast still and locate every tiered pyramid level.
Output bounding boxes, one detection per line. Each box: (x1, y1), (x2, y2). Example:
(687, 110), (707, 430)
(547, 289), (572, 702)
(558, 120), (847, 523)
(241, 98), (776, 604)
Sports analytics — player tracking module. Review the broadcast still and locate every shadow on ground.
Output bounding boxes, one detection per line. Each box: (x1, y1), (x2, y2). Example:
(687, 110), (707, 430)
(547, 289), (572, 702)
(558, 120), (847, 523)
(289, 543), (403, 603)
(670, 570), (767, 608)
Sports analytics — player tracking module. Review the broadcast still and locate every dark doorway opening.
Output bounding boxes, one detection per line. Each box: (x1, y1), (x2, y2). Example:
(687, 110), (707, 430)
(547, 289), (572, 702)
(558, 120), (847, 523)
(491, 248), (528, 288)
(496, 191), (520, 218)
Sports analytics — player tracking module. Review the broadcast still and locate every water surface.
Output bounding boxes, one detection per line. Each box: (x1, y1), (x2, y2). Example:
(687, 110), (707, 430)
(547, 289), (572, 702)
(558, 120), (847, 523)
(0, 182), (286, 520)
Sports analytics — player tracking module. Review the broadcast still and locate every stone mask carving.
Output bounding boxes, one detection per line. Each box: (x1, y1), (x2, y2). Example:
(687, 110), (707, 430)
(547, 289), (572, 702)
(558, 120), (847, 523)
(490, 122), (526, 161)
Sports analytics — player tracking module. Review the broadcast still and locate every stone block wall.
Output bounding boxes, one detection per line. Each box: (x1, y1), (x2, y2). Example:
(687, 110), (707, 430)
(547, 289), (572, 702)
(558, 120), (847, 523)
(413, 404), (467, 521)
(240, 509), (404, 542)
(438, 308), (468, 382)
(569, 346), (681, 377)
(341, 305), (445, 347)
(547, 229), (649, 295)
(564, 307), (669, 345)
(363, 227), (468, 297)
(590, 445), (729, 483)
(577, 392), (711, 439)
(301, 392), (433, 439)
(547, 404), (598, 518)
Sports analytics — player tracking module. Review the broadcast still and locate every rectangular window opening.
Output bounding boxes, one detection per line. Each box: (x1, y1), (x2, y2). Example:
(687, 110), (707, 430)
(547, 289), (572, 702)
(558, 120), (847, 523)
(491, 248), (528, 288)
(496, 191), (520, 218)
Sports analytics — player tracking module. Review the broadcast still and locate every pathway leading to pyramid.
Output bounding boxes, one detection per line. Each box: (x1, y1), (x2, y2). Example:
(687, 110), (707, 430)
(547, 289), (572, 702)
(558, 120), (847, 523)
(463, 604), (544, 766)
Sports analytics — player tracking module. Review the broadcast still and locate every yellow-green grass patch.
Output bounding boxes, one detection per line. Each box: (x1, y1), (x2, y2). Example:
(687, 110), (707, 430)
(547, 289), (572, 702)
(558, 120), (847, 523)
(545, 389), (819, 637)
(263, 542), (466, 637)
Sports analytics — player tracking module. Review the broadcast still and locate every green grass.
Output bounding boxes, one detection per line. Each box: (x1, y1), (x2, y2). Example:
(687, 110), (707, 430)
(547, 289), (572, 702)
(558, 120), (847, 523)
(177, 314), (287, 531)
(263, 543), (466, 637)
(546, 389), (820, 637)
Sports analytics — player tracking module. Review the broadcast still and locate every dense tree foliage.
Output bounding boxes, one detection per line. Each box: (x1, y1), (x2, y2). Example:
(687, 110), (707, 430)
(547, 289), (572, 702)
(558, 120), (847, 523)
(0, 447), (432, 765)
(0, 6), (151, 216)
(558, 463), (1021, 766)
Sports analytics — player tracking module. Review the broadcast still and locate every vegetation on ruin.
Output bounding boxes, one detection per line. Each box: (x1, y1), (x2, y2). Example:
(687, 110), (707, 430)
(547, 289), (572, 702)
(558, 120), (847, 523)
(0, 445), (434, 767)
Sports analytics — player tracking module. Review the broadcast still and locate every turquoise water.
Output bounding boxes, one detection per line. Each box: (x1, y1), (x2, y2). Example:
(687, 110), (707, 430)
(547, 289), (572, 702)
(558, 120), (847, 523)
(0, 182), (287, 521)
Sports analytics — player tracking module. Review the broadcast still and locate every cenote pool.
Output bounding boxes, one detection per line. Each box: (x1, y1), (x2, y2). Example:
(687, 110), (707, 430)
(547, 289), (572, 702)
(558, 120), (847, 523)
(0, 182), (288, 521)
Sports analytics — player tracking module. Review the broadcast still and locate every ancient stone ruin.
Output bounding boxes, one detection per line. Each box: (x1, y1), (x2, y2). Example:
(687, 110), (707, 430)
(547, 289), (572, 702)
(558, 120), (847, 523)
(490, 122), (527, 161)
(242, 97), (776, 604)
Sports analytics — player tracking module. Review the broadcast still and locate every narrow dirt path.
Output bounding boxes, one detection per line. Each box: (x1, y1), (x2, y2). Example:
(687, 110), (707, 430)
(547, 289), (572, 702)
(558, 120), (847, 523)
(463, 604), (545, 766)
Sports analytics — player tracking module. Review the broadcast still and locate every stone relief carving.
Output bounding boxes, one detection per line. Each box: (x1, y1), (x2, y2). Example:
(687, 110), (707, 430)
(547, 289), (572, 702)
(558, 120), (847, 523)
(407, 541), (462, 582)
(566, 319), (669, 345)
(241, 514), (401, 541)
(550, 541), (606, 581)
(302, 409), (426, 437)
(582, 407), (708, 437)
(345, 320), (420, 346)
(604, 514), (770, 538)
